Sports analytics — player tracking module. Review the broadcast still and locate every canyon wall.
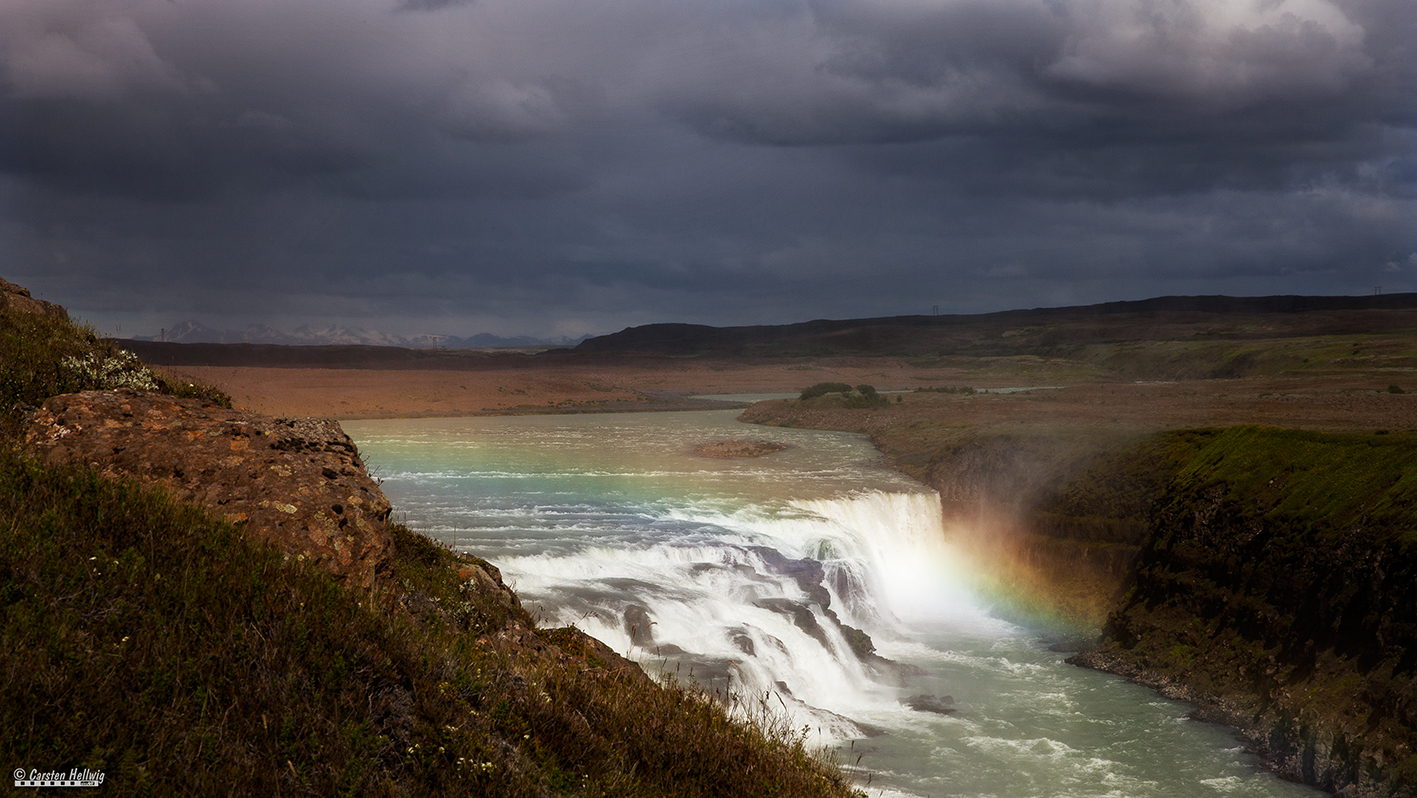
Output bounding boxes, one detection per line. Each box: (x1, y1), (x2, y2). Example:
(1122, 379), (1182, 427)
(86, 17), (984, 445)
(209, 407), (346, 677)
(1073, 426), (1417, 797)
(744, 399), (1416, 795)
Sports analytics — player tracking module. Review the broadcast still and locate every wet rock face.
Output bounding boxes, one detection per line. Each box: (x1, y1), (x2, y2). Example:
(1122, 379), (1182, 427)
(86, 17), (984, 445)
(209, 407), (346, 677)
(25, 389), (392, 589)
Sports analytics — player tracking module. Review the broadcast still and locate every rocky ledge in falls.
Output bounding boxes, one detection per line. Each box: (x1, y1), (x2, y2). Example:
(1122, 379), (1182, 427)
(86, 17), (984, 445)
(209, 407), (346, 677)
(24, 388), (393, 590)
(692, 439), (790, 458)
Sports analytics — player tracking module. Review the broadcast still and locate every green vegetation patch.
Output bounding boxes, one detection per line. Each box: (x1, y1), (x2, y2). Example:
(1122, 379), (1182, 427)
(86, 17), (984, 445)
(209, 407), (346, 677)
(0, 448), (404, 794)
(0, 306), (230, 424)
(797, 383), (888, 409)
(1099, 425), (1417, 796)
(1175, 425), (1417, 539)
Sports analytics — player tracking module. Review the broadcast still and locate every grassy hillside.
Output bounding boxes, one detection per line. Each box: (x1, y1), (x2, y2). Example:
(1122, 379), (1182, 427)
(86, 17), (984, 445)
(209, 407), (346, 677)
(0, 303), (861, 797)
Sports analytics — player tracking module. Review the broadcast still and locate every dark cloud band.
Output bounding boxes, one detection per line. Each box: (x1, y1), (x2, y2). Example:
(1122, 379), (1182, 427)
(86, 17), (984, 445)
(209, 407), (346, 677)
(1, 0), (1412, 337)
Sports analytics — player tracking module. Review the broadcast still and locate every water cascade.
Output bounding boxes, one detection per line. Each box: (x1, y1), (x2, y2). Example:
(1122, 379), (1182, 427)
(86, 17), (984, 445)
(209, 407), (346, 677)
(346, 411), (1322, 798)
(500, 488), (977, 743)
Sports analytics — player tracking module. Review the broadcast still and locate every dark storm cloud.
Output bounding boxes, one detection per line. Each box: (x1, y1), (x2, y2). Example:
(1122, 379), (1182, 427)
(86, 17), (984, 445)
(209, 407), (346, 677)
(1, 0), (1413, 338)
(398, 0), (476, 11)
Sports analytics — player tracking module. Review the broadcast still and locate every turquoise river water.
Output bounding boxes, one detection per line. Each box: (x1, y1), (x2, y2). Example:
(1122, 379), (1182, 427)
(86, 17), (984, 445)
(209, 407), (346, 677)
(344, 409), (1320, 798)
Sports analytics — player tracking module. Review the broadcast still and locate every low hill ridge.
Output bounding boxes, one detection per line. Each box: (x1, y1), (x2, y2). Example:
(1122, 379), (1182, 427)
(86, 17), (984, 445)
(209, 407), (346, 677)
(576, 293), (1417, 356)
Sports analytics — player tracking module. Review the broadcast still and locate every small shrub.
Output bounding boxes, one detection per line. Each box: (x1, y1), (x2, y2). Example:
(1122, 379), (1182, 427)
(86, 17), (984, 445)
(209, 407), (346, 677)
(842, 384), (888, 409)
(61, 350), (161, 392)
(799, 382), (853, 400)
(1389, 385), (1405, 394)
(155, 374), (233, 408)
(799, 382), (887, 409)
(0, 306), (230, 419)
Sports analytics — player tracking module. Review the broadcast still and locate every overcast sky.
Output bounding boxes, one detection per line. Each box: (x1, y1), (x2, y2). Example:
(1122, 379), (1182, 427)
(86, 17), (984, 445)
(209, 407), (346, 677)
(3, 0), (1414, 338)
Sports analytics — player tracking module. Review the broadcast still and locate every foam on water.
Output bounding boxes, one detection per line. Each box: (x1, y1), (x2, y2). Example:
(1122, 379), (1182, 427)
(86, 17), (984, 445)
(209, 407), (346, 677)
(489, 490), (958, 741)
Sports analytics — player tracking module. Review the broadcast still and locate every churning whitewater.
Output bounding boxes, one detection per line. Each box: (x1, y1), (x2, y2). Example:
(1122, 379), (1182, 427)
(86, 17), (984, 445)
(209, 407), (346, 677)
(346, 409), (1320, 798)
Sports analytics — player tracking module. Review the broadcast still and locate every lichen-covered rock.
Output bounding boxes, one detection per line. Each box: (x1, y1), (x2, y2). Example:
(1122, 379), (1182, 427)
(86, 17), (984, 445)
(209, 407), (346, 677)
(1, 277), (68, 318)
(25, 389), (391, 589)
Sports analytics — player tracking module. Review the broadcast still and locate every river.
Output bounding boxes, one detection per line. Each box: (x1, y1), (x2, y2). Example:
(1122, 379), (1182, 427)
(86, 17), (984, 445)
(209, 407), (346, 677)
(344, 408), (1320, 798)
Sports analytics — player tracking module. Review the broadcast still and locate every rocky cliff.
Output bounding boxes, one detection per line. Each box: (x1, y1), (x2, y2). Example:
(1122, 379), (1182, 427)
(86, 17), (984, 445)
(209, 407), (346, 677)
(901, 424), (1417, 795)
(0, 277), (67, 318)
(1073, 426), (1417, 798)
(24, 389), (392, 589)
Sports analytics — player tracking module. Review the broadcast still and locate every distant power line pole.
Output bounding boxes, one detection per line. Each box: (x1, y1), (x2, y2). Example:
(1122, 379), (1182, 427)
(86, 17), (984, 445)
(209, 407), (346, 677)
(932, 305), (939, 316)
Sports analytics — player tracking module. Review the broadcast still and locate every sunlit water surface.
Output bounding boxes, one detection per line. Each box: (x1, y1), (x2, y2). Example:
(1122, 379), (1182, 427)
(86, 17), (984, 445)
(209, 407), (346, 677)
(345, 410), (1319, 798)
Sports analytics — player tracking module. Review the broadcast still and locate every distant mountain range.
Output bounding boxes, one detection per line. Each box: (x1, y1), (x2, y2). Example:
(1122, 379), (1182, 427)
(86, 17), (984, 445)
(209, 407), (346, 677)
(134, 320), (590, 349)
(121, 293), (1417, 368)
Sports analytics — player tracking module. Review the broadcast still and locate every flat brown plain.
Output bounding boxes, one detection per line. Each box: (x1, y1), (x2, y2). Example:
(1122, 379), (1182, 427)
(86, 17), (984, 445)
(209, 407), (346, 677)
(158, 358), (968, 419)
(157, 355), (1416, 436)
(135, 301), (1417, 432)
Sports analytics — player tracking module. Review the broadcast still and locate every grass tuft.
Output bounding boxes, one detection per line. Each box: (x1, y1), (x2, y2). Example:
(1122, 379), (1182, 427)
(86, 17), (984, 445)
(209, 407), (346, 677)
(0, 306), (231, 426)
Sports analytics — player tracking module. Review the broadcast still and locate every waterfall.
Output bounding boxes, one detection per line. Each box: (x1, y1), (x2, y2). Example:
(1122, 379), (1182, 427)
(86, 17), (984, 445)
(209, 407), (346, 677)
(786, 491), (983, 628)
(499, 488), (984, 743)
(348, 416), (1331, 798)
(349, 414), (1331, 798)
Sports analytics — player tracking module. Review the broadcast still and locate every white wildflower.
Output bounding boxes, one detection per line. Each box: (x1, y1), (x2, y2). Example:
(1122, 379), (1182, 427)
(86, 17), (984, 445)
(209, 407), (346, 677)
(61, 350), (161, 392)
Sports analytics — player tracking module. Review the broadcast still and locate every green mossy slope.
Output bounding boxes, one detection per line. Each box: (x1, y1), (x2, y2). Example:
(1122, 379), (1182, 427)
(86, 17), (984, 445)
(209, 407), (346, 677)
(1083, 426), (1417, 797)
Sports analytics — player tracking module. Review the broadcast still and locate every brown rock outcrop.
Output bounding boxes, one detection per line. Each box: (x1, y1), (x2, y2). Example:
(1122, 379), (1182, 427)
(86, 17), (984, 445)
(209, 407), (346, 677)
(1, 277), (68, 318)
(692, 439), (789, 458)
(25, 389), (391, 589)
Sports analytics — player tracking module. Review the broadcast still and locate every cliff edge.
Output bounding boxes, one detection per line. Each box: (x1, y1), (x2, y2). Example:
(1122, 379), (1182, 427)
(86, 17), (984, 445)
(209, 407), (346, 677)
(24, 389), (393, 589)
(1072, 426), (1417, 797)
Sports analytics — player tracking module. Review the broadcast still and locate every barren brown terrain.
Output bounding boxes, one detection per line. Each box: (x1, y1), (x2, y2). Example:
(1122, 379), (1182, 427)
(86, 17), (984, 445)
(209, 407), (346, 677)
(135, 296), (1417, 434)
(158, 357), (977, 418)
(159, 356), (1416, 437)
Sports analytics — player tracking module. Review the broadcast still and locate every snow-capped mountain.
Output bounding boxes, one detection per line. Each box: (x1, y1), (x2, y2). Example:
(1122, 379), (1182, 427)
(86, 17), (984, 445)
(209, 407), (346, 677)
(133, 321), (590, 348)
